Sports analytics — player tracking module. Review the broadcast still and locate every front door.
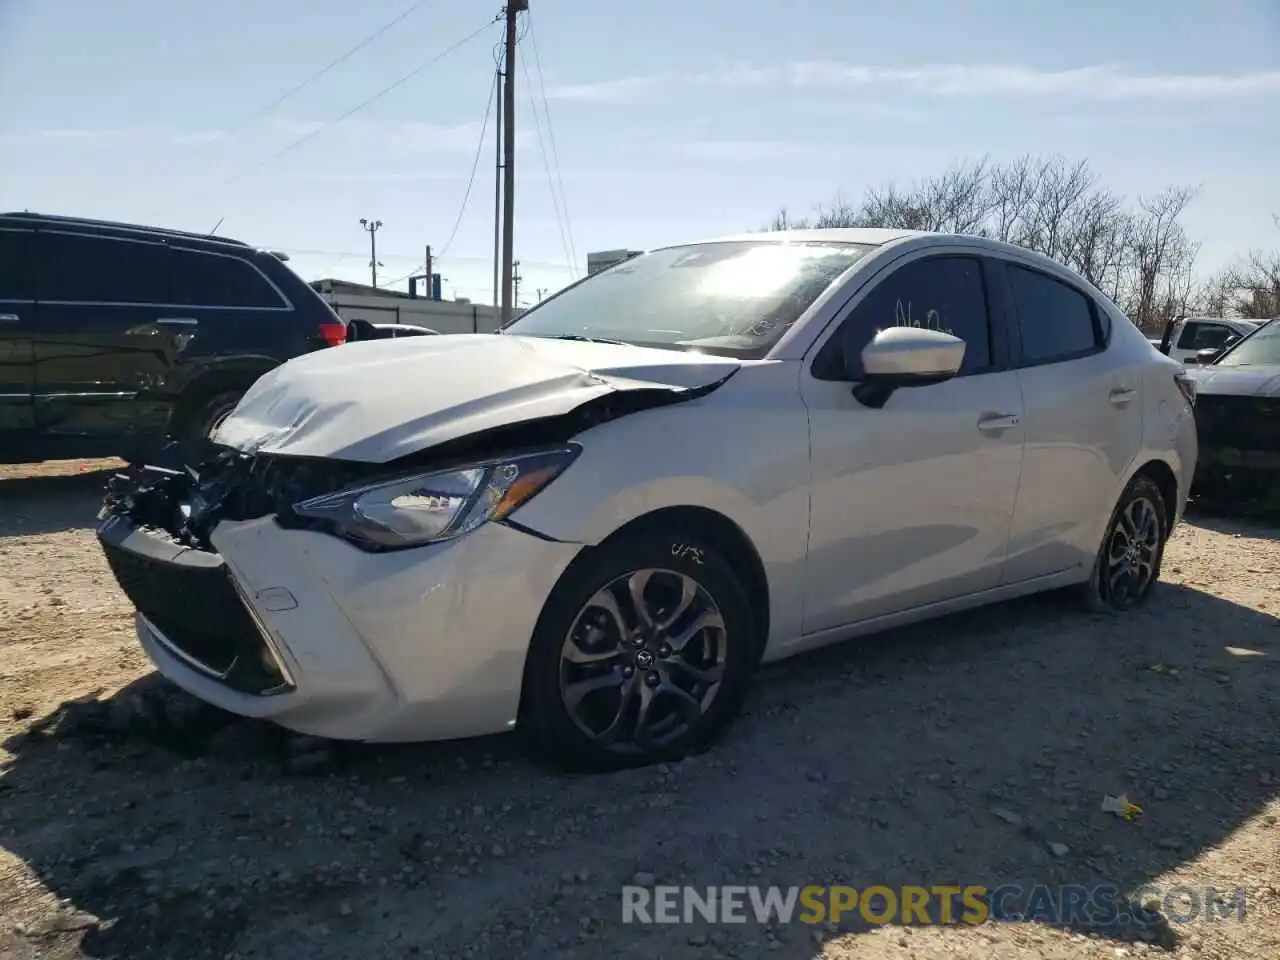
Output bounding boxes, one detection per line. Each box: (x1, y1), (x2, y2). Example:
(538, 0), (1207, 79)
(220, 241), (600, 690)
(33, 230), (177, 442)
(0, 226), (36, 442)
(799, 253), (1026, 634)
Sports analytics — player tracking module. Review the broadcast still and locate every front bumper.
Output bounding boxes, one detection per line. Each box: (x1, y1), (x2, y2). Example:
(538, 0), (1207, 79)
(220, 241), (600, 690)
(99, 515), (583, 742)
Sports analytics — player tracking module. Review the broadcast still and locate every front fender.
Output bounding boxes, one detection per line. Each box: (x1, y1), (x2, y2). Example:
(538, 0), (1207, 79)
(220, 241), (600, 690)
(509, 384), (812, 651)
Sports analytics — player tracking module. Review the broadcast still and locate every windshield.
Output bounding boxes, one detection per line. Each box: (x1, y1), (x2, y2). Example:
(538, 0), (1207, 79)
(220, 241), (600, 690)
(502, 240), (876, 358)
(1216, 318), (1280, 366)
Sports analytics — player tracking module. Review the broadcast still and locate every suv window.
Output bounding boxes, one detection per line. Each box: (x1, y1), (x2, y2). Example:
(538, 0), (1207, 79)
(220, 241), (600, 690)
(38, 232), (168, 304)
(1008, 265), (1100, 364)
(0, 229), (34, 300)
(1176, 321), (1234, 351)
(170, 248), (286, 309)
(819, 255), (993, 379)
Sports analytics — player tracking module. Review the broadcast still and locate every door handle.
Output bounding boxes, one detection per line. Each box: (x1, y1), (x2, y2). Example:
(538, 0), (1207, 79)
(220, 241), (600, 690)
(156, 317), (199, 327)
(0, 313), (19, 324)
(977, 413), (1020, 432)
(1109, 387), (1137, 406)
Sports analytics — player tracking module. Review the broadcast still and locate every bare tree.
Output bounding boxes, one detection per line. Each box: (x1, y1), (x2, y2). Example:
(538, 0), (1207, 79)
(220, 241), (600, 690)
(765, 155), (1207, 330)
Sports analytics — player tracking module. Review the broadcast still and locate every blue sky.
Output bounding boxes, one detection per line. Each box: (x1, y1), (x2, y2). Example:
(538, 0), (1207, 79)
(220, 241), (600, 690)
(2, 0), (1278, 305)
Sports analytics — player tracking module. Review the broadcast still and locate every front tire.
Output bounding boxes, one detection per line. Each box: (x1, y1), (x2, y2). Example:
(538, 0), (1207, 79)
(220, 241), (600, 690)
(1078, 473), (1168, 613)
(521, 530), (759, 772)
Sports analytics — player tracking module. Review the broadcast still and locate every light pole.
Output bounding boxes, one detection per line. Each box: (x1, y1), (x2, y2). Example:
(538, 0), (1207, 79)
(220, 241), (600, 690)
(359, 218), (383, 287)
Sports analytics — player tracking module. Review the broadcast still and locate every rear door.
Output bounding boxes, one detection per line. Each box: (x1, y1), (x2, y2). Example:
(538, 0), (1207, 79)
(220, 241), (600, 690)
(998, 261), (1143, 583)
(33, 230), (179, 441)
(0, 226), (36, 438)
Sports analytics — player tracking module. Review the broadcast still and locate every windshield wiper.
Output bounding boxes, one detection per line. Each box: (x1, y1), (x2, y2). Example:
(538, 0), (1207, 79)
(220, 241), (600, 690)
(549, 334), (628, 345)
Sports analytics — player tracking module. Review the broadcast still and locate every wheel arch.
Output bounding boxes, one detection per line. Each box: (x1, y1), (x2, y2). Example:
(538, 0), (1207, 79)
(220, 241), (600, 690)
(1127, 457), (1180, 536)
(167, 359), (278, 437)
(516, 504), (772, 718)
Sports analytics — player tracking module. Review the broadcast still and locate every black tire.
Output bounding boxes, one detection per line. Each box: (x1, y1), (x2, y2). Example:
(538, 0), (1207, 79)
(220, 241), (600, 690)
(521, 529), (759, 772)
(1078, 473), (1168, 613)
(187, 391), (243, 442)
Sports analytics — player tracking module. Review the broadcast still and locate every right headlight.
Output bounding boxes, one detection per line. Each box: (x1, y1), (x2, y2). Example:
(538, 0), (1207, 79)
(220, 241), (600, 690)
(291, 445), (579, 550)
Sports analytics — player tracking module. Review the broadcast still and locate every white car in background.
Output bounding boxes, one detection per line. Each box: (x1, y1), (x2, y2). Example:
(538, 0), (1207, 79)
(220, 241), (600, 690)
(1158, 315), (1264, 363)
(97, 229), (1198, 771)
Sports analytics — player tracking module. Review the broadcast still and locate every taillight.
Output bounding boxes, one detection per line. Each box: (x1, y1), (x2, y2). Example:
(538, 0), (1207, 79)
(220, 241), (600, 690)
(1174, 371), (1197, 408)
(318, 321), (348, 347)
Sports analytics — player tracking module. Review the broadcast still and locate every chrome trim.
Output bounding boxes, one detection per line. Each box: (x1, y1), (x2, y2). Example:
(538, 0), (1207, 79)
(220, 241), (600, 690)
(139, 612), (234, 682)
(0, 313), (19, 323)
(0, 392), (32, 399)
(38, 300), (292, 313)
(35, 391), (136, 400)
(227, 575), (297, 691)
(156, 317), (199, 326)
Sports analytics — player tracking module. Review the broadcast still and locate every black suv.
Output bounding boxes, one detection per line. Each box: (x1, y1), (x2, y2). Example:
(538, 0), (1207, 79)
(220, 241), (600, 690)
(0, 212), (348, 464)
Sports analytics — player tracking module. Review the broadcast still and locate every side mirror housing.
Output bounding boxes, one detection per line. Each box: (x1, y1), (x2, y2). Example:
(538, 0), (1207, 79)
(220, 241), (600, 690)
(1189, 346), (1221, 365)
(846, 327), (966, 408)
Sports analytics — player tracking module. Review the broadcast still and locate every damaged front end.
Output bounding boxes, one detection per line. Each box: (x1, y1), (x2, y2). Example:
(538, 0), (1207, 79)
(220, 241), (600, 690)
(94, 443), (349, 697)
(97, 369), (734, 696)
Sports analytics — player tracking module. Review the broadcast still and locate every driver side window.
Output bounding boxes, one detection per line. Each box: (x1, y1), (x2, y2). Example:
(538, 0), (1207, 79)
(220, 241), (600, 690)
(814, 255), (993, 380)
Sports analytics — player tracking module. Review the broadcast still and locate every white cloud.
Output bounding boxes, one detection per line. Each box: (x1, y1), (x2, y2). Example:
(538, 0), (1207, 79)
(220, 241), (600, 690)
(542, 76), (662, 102)
(546, 62), (1280, 103)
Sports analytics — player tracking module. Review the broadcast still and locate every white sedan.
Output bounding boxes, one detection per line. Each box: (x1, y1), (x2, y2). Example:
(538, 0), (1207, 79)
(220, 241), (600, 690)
(97, 228), (1199, 770)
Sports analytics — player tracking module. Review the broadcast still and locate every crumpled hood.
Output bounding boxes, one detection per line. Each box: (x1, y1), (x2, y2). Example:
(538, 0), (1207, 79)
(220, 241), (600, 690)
(212, 334), (741, 463)
(1186, 364), (1280, 398)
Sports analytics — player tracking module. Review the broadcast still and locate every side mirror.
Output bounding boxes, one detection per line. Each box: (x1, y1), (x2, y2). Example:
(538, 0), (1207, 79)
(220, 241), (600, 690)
(1190, 347), (1221, 365)
(847, 327), (966, 409)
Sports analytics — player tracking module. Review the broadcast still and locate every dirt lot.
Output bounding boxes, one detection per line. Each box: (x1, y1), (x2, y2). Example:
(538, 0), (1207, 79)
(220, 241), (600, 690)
(0, 459), (1277, 960)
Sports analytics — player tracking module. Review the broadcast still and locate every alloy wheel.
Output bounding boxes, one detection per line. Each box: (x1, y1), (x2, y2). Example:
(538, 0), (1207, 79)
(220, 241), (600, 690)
(558, 567), (727, 754)
(1103, 495), (1162, 608)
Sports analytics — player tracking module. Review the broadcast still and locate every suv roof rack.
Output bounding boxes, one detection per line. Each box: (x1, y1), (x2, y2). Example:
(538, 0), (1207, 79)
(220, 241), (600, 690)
(0, 211), (251, 247)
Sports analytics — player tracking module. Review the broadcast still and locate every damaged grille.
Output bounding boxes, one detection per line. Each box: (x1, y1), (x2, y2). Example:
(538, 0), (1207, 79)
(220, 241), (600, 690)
(99, 524), (293, 696)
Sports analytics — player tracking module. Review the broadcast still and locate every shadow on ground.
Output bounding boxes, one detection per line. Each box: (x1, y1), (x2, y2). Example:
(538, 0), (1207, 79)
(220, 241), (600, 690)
(1, 582), (1277, 959)
(0, 469), (117, 538)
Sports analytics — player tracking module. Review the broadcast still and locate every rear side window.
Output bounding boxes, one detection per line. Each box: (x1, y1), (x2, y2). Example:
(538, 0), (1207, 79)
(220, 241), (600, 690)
(0, 229), (35, 300)
(171, 248), (287, 309)
(38, 232), (168, 304)
(1008, 266), (1100, 364)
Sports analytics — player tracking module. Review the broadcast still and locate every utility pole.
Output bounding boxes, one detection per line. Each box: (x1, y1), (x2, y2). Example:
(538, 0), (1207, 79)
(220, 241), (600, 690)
(424, 245), (433, 300)
(492, 65), (503, 309)
(359, 218), (383, 287)
(512, 260), (522, 308)
(499, 0), (527, 328)
(536, 287), (547, 302)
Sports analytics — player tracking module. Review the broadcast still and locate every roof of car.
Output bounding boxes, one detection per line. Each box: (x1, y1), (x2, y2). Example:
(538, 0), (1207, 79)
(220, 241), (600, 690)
(0, 211), (252, 248)
(677, 227), (931, 248)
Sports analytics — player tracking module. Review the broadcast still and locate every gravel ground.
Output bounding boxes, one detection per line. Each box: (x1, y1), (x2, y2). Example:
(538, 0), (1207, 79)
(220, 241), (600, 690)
(1, 459), (1277, 960)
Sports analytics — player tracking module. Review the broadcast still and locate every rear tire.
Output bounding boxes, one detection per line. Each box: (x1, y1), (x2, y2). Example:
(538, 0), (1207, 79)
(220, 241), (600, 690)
(521, 529), (759, 772)
(1078, 473), (1168, 613)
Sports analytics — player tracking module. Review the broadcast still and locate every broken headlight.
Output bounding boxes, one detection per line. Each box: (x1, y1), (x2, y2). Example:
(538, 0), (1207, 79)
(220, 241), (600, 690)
(291, 446), (579, 550)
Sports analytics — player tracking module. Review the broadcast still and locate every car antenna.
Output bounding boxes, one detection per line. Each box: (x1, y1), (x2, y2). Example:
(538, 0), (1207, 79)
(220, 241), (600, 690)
(209, 216), (225, 236)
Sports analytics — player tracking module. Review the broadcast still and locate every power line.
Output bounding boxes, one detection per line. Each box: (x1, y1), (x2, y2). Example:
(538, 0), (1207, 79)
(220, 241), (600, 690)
(213, 14), (501, 191)
(103, 1), (438, 209)
(526, 10), (578, 277)
(521, 54), (575, 279)
(227, 0), (438, 137)
(437, 70), (498, 259)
